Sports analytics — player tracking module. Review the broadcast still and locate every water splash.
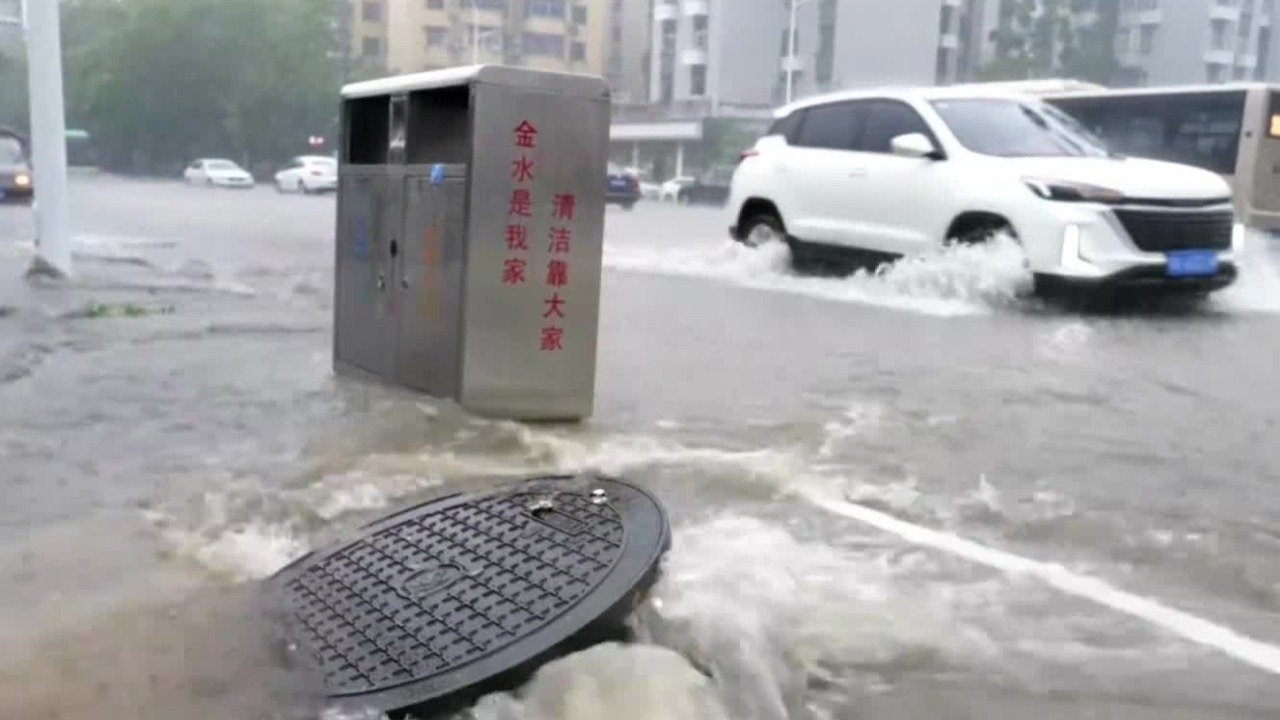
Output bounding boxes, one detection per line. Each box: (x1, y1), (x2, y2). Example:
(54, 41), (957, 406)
(1216, 229), (1280, 313)
(467, 644), (729, 720)
(603, 235), (1033, 317)
(633, 515), (956, 720)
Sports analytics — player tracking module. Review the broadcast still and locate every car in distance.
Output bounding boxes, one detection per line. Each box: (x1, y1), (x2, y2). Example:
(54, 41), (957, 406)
(184, 158), (255, 188)
(0, 128), (33, 205)
(606, 163), (641, 210)
(274, 155), (337, 194)
(727, 86), (1241, 296)
(669, 165), (735, 207)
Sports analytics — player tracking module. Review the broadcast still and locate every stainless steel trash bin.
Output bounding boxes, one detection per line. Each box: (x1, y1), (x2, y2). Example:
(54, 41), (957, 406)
(334, 66), (610, 421)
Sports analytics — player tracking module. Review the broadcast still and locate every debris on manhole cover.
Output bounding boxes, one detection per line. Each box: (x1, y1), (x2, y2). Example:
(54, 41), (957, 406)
(266, 474), (670, 718)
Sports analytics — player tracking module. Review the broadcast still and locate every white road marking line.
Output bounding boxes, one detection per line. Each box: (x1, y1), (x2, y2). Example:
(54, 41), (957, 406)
(801, 490), (1280, 675)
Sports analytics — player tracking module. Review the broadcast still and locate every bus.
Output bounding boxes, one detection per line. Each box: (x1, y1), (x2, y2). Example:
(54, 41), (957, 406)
(1030, 83), (1280, 230)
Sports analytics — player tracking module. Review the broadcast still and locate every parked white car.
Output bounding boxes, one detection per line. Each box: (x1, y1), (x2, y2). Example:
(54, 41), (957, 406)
(727, 86), (1242, 296)
(184, 158), (254, 188)
(274, 155), (338, 194)
(660, 176), (695, 203)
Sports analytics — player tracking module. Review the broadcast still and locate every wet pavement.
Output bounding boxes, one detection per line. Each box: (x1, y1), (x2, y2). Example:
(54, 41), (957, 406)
(2, 174), (1280, 719)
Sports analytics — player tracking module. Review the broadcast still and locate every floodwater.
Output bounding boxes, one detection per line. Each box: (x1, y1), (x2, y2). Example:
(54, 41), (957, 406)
(1, 176), (1280, 719)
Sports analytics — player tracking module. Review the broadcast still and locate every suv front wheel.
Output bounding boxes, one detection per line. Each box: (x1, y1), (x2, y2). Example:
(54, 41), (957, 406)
(741, 211), (786, 248)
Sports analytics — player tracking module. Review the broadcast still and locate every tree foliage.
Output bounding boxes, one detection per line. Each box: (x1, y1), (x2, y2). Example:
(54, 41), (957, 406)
(57, 0), (342, 174)
(981, 0), (1132, 85)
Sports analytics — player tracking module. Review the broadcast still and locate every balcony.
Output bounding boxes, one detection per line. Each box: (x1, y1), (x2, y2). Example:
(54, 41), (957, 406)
(682, 47), (707, 65)
(1209, 3), (1241, 22)
(684, 0), (709, 15)
(1204, 48), (1236, 65)
(654, 0), (678, 21)
(780, 54), (804, 72)
(611, 97), (775, 123)
(939, 32), (959, 50)
(1122, 8), (1162, 25)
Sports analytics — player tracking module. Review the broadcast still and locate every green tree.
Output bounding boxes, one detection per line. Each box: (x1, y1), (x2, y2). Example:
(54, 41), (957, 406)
(0, 48), (27, 131)
(62, 0), (342, 174)
(981, 0), (1130, 85)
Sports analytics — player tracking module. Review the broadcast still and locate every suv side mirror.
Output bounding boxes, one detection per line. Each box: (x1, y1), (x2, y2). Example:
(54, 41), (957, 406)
(890, 133), (943, 160)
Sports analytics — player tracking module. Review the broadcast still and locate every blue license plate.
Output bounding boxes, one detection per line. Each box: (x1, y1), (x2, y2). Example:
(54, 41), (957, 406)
(1166, 250), (1219, 278)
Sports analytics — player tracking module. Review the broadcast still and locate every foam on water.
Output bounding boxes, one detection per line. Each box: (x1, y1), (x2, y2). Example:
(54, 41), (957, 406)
(467, 643), (729, 720)
(1215, 230), (1280, 313)
(149, 407), (1263, 717)
(604, 236), (1033, 317)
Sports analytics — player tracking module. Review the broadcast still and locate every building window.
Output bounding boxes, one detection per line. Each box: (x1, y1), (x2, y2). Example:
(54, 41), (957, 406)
(526, 0), (566, 19)
(690, 65), (706, 96)
(362, 1), (384, 23)
(571, 41), (586, 61)
(425, 26), (449, 47)
(1258, 27), (1272, 79)
(523, 32), (565, 57)
(362, 36), (382, 57)
(780, 27), (799, 56)
(571, 5), (587, 24)
(426, 0), (444, 8)
(463, 0), (509, 8)
(691, 14), (708, 50)
(1139, 25), (1156, 55)
(816, 0), (837, 87)
(1211, 19), (1231, 50)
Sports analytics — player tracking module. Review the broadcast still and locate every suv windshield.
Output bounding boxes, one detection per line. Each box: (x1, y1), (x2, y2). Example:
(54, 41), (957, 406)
(0, 136), (25, 165)
(931, 98), (1112, 158)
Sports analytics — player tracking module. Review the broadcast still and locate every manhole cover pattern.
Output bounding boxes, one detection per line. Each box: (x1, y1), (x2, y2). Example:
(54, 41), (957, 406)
(280, 489), (625, 695)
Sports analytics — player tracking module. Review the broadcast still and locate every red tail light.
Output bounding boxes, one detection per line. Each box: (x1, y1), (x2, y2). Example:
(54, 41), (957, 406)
(629, 176), (639, 191)
(739, 149), (759, 162)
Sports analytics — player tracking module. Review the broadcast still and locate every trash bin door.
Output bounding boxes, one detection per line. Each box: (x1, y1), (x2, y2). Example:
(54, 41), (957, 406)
(334, 169), (399, 378)
(395, 167), (466, 395)
(334, 171), (378, 375)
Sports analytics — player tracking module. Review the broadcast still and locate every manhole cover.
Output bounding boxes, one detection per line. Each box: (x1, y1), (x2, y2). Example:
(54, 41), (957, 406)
(267, 474), (669, 716)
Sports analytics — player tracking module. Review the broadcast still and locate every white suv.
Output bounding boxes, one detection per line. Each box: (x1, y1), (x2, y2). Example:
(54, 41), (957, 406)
(727, 87), (1243, 295)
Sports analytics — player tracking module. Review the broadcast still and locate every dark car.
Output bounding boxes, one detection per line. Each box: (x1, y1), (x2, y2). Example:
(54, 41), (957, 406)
(0, 129), (33, 205)
(673, 164), (734, 207)
(606, 163), (640, 210)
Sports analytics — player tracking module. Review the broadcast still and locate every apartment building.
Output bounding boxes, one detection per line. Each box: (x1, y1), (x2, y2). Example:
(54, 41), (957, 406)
(645, 0), (988, 112)
(608, 0), (653, 103)
(801, 0), (988, 92)
(343, 0), (612, 79)
(1115, 0), (1274, 84)
(647, 0), (789, 110)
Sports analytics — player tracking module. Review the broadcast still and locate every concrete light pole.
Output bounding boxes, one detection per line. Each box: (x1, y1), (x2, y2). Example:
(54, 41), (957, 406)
(471, 1), (480, 65)
(10, 0), (73, 277)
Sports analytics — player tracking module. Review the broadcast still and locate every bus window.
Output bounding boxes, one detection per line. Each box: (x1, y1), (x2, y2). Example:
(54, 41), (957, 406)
(1169, 108), (1243, 175)
(1048, 91), (1246, 177)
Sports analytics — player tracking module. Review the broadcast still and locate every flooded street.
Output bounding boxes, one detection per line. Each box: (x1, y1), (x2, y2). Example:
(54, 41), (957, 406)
(2, 174), (1280, 718)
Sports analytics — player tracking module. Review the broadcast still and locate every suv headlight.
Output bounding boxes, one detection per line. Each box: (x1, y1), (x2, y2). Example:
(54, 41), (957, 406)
(1024, 177), (1125, 204)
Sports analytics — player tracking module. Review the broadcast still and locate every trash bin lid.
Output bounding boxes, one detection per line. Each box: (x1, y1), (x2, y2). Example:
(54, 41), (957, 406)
(266, 474), (669, 716)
